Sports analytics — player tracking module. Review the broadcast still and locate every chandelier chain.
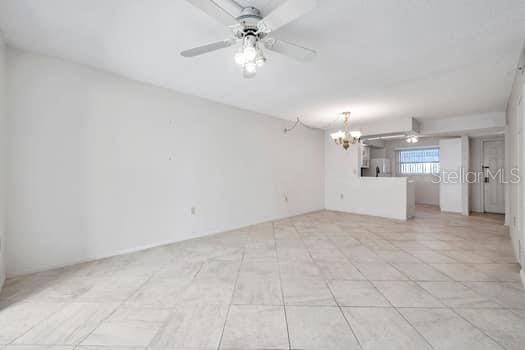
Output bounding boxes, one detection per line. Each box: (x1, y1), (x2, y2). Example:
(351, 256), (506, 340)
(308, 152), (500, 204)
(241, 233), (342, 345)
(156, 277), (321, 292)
(283, 114), (344, 134)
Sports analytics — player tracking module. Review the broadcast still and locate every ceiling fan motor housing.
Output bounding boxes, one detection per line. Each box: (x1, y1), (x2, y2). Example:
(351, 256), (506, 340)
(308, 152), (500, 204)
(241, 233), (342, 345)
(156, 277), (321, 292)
(236, 7), (263, 28)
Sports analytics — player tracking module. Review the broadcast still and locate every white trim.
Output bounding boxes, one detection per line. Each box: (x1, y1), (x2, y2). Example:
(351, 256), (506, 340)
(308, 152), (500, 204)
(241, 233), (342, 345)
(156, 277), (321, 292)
(394, 145), (441, 151)
(481, 139), (487, 213)
(6, 209), (323, 278)
(7, 237), (191, 278)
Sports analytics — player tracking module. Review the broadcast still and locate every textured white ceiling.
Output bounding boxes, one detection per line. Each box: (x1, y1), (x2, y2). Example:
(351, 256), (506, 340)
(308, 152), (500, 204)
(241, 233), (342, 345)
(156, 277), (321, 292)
(0, 0), (524, 127)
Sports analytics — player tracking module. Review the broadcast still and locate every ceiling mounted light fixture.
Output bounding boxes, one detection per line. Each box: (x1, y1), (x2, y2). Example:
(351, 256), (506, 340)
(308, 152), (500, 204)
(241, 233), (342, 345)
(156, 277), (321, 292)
(330, 112), (361, 150)
(406, 135), (419, 144)
(180, 0), (318, 78)
(237, 33), (264, 78)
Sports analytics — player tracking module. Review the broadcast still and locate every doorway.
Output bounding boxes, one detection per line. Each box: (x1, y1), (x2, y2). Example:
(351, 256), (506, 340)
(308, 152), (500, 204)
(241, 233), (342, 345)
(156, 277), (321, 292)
(482, 140), (505, 214)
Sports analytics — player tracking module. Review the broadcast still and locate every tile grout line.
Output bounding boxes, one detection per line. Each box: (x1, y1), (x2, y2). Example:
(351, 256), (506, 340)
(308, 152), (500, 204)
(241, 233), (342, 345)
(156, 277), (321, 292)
(75, 255), (178, 347)
(355, 235), (504, 350)
(326, 221), (439, 350)
(448, 307), (508, 349)
(293, 222), (365, 350)
(273, 221), (292, 350)
(366, 264), (511, 350)
(5, 299), (70, 346)
(366, 279), (438, 350)
(9, 255), (178, 348)
(216, 246), (245, 350)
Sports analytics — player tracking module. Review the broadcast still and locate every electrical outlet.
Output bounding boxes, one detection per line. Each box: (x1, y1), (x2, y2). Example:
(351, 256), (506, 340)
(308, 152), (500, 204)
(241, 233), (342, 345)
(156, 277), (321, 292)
(191, 207), (196, 215)
(340, 193), (344, 199)
(284, 194), (288, 202)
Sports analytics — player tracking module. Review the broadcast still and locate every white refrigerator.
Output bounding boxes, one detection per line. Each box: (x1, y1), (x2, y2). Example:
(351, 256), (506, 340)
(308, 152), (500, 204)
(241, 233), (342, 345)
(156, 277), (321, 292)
(370, 158), (392, 177)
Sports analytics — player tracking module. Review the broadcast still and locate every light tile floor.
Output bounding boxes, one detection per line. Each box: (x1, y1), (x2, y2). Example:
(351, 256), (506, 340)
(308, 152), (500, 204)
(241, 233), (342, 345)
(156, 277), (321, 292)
(1, 205), (524, 349)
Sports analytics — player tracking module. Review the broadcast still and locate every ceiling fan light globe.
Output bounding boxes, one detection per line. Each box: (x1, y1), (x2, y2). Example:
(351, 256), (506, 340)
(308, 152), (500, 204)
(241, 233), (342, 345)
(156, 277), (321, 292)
(243, 69), (256, 79)
(234, 51), (246, 65)
(245, 61), (257, 74)
(243, 46), (257, 61)
(256, 56), (266, 67)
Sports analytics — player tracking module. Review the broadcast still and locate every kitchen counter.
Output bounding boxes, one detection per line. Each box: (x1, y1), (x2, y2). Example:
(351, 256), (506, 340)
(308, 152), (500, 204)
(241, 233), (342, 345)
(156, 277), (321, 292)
(325, 176), (416, 220)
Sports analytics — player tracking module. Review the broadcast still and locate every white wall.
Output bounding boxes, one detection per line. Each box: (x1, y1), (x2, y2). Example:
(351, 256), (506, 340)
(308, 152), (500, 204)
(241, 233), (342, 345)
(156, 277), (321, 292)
(420, 112), (506, 135)
(505, 49), (524, 268)
(6, 49), (325, 276)
(353, 117), (419, 136)
(324, 134), (409, 221)
(439, 138), (468, 214)
(0, 34), (6, 288)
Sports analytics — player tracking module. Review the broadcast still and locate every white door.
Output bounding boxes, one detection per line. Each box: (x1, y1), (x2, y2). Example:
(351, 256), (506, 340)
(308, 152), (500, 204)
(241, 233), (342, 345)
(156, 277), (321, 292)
(483, 140), (505, 214)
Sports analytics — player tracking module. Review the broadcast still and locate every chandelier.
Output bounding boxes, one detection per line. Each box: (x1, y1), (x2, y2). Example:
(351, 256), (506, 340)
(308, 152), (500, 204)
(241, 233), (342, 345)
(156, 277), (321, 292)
(330, 112), (362, 150)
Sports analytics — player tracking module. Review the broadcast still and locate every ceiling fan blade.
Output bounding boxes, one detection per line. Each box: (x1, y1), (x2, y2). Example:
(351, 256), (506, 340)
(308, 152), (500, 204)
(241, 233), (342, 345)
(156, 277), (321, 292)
(264, 38), (316, 62)
(181, 39), (236, 57)
(185, 0), (240, 26)
(257, 0), (316, 33)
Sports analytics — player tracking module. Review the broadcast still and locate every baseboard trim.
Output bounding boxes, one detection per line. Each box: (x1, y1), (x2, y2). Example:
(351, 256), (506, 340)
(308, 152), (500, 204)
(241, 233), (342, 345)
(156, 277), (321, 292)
(7, 237), (196, 279)
(6, 208), (325, 278)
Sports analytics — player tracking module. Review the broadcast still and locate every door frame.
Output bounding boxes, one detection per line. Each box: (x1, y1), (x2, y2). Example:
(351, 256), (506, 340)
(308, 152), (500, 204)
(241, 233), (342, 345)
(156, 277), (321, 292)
(481, 138), (505, 214)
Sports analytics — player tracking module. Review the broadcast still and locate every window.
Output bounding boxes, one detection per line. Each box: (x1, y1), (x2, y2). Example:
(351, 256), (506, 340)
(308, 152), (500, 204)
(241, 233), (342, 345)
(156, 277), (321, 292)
(398, 148), (440, 175)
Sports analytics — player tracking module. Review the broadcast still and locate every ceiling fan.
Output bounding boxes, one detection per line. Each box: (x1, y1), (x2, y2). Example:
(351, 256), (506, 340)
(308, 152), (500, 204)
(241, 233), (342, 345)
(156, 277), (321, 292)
(180, 0), (317, 78)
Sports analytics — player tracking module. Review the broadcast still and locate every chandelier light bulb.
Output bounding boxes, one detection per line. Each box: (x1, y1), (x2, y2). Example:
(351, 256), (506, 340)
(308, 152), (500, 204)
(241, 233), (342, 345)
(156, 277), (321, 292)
(350, 130), (362, 139)
(330, 130), (345, 140)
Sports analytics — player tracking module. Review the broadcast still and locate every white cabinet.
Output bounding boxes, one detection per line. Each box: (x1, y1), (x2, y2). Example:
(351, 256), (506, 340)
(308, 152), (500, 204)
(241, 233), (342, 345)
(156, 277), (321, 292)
(439, 138), (468, 214)
(359, 145), (370, 168)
